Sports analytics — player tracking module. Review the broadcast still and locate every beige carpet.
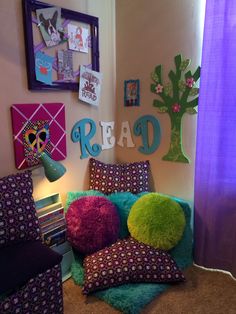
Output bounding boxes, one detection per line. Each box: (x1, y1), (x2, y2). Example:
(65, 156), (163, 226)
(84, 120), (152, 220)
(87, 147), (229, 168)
(63, 265), (236, 314)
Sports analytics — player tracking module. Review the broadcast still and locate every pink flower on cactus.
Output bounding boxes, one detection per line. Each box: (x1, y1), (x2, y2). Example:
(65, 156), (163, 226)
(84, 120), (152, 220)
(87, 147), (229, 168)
(172, 103), (181, 113)
(155, 83), (163, 94)
(186, 77), (195, 88)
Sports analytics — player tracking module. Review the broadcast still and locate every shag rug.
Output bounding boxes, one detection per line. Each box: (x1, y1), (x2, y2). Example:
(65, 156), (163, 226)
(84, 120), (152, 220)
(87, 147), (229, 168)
(68, 192), (193, 314)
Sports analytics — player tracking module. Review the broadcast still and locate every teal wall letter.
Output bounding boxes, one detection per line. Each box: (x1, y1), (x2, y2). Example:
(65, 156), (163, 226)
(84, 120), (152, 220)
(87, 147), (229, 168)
(133, 115), (161, 154)
(71, 118), (102, 159)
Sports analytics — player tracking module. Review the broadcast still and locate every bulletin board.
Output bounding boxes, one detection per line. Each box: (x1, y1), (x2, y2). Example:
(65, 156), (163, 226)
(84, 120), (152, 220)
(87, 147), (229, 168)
(22, 0), (99, 91)
(11, 103), (66, 170)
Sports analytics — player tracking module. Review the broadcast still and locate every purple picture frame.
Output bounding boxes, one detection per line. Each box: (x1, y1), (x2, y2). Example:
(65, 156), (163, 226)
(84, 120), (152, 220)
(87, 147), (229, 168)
(22, 0), (99, 91)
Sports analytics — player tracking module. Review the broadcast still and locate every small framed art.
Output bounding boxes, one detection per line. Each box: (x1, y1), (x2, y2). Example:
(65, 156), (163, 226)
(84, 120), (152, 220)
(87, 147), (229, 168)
(22, 0), (99, 91)
(124, 79), (140, 107)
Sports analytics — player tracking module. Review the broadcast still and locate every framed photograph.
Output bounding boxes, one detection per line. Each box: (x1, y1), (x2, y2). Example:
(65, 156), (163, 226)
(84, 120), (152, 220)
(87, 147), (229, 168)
(22, 0), (99, 91)
(124, 79), (140, 106)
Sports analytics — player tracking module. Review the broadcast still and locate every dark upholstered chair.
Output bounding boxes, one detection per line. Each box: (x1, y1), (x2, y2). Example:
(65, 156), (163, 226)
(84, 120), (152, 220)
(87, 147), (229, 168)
(0, 171), (63, 313)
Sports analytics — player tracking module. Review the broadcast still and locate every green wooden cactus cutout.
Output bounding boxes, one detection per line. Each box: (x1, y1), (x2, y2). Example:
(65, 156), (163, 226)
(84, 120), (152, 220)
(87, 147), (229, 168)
(151, 54), (200, 163)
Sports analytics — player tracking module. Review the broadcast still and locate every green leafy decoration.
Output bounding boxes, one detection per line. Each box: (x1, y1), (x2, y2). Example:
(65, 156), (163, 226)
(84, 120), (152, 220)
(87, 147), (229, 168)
(150, 54), (200, 163)
(180, 59), (191, 71)
(151, 72), (159, 83)
(189, 88), (199, 96)
(164, 83), (172, 96)
(186, 97), (198, 108)
(192, 66), (201, 82)
(157, 106), (168, 113)
(150, 83), (157, 93)
(153, 99), (165, 108)
(178, 80), (186, 92)
(163, 116), (189, 163)
(186, 107), (198, 114)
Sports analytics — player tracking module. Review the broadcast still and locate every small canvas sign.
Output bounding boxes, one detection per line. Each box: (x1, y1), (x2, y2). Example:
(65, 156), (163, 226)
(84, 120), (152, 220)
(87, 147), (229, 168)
(58, 50), (74, 81)
(68, 23), (89, 53)
(35, 51), (54, 85)
(36, 7), (63, 47)
(79, 66), (102, 106)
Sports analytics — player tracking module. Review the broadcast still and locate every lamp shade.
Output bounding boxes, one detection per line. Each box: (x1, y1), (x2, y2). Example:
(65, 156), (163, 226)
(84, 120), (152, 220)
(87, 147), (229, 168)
(39, 152), (66, 182)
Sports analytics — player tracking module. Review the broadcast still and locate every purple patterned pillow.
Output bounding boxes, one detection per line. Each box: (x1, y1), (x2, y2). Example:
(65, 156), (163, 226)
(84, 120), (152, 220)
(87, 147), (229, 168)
(89, 158), (150, 194)
(82, 237), (185, 295)
(0, 170), (40, 248)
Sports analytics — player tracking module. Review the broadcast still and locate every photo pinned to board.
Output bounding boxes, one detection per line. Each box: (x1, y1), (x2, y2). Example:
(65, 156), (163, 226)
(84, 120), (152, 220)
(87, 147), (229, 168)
(57, 50), (74, 81)
(67, 23), (89, 53)
(35, 51), (54, 85)
(36, 6), (64, 47)
(79, 65), (103, 106)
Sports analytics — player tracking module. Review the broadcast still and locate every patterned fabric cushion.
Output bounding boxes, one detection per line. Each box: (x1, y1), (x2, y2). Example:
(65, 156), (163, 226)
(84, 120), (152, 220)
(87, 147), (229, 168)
(0, 264), (63, 314)
(89, 158), (150, 194)
(0, 171), (40, 248)
(0, 240), (62, 294)
(82, 237), (185, 295)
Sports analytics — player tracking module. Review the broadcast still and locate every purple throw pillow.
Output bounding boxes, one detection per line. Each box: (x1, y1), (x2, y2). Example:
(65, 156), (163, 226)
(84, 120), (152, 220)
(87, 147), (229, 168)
(82, 237), (185, 295)
(66, 196), (120, 255)
(89, 158), (150, 194)
(0, 170), (40, 248)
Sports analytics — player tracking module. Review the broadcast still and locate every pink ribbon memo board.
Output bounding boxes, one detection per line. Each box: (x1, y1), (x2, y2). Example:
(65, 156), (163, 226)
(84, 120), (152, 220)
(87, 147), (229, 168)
(11, 103), (66, 170)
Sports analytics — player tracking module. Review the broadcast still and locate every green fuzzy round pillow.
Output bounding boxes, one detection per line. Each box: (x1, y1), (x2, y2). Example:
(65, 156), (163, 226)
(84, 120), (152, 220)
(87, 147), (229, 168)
(127, 193), (186, 250)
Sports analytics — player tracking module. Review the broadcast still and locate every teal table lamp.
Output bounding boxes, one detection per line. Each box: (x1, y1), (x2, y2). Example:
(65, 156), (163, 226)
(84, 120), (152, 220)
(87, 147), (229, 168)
(40, 152), (66, 182)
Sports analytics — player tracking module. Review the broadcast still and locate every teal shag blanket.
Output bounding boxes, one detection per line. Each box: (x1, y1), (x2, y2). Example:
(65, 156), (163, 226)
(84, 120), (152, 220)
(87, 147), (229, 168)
(66, 191), (193, 314)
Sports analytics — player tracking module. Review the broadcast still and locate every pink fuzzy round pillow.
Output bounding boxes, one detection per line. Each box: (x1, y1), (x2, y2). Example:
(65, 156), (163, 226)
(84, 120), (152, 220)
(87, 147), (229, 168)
(66, 196), (120, 254)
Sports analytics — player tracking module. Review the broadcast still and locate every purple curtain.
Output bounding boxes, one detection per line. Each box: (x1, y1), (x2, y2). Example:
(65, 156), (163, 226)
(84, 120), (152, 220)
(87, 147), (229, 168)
(194, 0), (236, 278)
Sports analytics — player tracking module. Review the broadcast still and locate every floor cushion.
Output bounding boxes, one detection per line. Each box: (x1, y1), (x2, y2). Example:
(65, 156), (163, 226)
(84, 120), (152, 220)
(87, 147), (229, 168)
(71, 195), (193, 314)
(82, 237), (185, 295)
(65, 191), (139, 240)
(66, 196), (120, 255)
(128, 193), (186, 250)
(89, 158), (151, 194)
